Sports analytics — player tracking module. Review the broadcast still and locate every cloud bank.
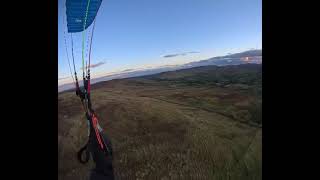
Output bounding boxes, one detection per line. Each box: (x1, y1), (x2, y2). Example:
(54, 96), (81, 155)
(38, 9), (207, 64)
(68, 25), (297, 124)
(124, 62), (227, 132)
(80, 61), (106, 70)
(58, 77), (68, 80)
(163, 51), (200, 58)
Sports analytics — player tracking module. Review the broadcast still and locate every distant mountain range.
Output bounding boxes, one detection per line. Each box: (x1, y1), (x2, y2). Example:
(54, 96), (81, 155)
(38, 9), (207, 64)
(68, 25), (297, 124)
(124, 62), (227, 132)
(58, 49), (262, 92)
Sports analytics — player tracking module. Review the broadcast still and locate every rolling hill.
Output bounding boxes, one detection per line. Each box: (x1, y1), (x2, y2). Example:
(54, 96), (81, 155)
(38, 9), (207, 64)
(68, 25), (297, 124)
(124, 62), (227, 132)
(58, 49), (262, 92)
(58, 63), (262, 180)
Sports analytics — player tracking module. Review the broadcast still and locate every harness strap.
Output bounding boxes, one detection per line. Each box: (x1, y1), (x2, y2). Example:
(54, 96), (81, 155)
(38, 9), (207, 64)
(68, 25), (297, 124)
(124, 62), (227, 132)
(77, 141), (90, 164)
(92, 113), (104, 150)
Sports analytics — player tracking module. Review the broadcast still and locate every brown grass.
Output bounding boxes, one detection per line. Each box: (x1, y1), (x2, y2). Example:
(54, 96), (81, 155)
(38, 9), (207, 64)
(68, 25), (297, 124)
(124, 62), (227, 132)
(58, 74), (261, 180)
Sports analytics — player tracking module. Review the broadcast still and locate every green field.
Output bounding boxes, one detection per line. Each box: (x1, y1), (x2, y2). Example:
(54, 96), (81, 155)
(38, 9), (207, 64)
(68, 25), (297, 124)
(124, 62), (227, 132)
(58, 64), (262, 180)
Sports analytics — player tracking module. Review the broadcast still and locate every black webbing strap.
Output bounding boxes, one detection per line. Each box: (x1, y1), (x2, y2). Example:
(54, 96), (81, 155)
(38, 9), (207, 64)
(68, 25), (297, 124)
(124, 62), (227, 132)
(77, 141), (90, 164)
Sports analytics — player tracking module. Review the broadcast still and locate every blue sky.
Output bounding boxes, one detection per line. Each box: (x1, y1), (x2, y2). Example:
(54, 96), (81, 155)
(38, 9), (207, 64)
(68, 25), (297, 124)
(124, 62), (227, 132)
(58, 0), (261, 81)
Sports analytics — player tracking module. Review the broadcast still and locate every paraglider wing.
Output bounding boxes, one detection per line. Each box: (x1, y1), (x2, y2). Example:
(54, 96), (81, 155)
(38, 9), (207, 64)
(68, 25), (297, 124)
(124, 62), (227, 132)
(66, 0), (102, 33)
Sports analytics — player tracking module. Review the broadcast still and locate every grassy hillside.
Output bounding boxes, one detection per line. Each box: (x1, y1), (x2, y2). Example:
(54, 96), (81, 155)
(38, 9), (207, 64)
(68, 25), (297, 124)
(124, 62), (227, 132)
(58, 64), (262, 180)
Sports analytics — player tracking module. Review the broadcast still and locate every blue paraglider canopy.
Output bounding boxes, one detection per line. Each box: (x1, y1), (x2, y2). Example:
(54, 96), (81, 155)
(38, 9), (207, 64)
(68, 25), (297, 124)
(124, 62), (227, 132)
(66, 0), (102, 33)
